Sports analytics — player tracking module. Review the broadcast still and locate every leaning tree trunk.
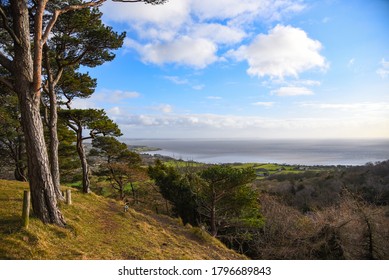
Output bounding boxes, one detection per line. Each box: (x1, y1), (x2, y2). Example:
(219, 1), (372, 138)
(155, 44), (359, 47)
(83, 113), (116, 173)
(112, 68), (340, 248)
(44, 47), (64, 201)
(48, 96), (64, 200)
(11, 0), (65, 226)
(76, 129), (90, 193)
(18, 90), (65, 226)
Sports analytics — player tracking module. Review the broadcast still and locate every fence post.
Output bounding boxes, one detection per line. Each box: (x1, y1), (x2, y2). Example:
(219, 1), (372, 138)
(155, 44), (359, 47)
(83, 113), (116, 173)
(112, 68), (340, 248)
(22, 190), (30, 228)
(65, 189), (72, 205)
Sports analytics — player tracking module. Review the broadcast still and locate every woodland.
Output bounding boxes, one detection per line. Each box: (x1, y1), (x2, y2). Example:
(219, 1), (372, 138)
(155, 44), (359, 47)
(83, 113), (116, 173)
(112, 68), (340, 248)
(0, 0), (388, 260)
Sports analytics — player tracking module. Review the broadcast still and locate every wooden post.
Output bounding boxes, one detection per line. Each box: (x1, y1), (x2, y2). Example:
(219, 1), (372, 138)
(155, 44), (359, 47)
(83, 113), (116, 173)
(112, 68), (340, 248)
(65, 189), (72, 205)
(22, 190), (30, 228)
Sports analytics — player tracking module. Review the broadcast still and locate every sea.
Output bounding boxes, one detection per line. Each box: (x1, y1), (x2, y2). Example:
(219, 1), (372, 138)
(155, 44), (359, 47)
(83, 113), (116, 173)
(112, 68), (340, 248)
(126, 138), (389, 166)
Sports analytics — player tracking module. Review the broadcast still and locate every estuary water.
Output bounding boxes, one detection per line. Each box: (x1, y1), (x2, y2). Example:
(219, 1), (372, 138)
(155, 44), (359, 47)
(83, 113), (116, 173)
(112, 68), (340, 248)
(126, 138), (389, 166)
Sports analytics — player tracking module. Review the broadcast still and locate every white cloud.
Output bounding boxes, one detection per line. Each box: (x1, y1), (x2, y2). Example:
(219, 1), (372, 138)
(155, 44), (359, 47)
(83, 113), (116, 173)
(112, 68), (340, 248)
(192, 84), (205, 90)
(102, 0), (190, 36)
(104, 1), (308, 69)
(207, 96), (222, 100)
(152, 104), (173, 114)
(300, 102), (389, 111)
(272, 86), (314, 96)
(105, 90), (140, 102)
(230, 25), (328, 79)
(70, 89), (140, 109)
(164, 76), (189, 85)
(108, 106), (121, 115)
(377, 58), (389, 79)
(128, 36), (218, 69)
(348, 58), (355, 67)
(191, 0), (305, 23)
(295, 79), (321, 86)
(71, 98), (98, 110)
(113, 112), (389, 139)
(190, 23), (246, 45)
(252, 101), (275, 107)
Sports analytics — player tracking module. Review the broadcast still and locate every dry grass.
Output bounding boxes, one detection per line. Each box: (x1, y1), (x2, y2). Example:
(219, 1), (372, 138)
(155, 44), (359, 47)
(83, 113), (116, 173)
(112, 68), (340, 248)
(0, 179), (244, 260)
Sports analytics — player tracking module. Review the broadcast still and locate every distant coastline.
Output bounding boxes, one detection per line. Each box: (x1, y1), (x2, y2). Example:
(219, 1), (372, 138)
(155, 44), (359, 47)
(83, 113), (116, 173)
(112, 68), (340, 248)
(124, 138), (389, 166)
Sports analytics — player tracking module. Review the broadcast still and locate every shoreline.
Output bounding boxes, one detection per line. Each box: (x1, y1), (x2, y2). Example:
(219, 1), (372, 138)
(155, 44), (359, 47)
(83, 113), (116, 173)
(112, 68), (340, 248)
(127, 138), (389, 167)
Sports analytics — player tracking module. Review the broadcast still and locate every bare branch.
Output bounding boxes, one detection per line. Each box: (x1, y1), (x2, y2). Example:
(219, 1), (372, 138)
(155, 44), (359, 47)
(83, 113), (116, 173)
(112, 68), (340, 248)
(52, 67), (63, 88)
(66, 119), (78, 132)
(0, 51), (13, 73)
(0, 6), (21, 46)
(0, 76), (13, 91)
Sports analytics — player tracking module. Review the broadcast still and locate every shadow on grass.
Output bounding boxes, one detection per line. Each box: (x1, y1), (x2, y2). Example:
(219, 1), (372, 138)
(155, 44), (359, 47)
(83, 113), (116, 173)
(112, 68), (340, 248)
(0, 198), (22, 201)
(0, 217), (22, 234)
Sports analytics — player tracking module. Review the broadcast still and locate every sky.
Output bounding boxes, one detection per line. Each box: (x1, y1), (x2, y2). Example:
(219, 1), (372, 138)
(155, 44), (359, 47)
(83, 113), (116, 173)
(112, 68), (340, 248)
(75, 0), (389, 139)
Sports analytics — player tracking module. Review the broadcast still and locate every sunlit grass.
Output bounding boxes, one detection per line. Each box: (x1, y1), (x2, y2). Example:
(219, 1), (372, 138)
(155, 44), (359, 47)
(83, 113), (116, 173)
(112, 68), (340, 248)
(0, 179), (243, 260)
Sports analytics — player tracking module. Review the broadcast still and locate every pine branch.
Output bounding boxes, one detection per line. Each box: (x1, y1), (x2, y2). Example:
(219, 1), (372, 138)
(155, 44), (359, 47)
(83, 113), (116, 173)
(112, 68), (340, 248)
(42, 0), (107, 45)
(0, 6), (21, 46)
(0, 51), (13, 73)
(0, 76), (13, 90)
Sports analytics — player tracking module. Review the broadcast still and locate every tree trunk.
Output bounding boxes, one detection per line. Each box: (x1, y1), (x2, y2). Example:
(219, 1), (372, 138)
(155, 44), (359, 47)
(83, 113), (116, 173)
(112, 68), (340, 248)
(48, 94), (64, 200)
(14, 136), (27, 182)
(18, 88), (65, 226)
(44, 47), (64, 201)
(130, 182), (137, 203)
(11, 0), (65, 226)
(76, 129), (90, 193)
(14, 165), (27, 182)
(119, 185), (124, 200)
(210, 199), (217, 237)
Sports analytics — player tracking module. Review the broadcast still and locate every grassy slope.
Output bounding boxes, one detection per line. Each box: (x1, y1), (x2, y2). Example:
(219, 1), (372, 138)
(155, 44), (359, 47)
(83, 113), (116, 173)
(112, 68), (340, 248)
(0, 180), (243, 260)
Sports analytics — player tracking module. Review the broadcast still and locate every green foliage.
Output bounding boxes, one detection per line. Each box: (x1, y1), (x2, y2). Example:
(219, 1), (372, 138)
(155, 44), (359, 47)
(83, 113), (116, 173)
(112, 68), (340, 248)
(57, 70), (97, 105)
(149, 161), (263, 249)
(148, 160), (198, 225)
(0, 88), (27, 181)
(57, 122), (78, 182)
(48, 1), (125, 69)
(91, 136), (137, 162)
(198, 165), (262, 236)
(91, 136), (145, 199)
(59, 109), (122, 138)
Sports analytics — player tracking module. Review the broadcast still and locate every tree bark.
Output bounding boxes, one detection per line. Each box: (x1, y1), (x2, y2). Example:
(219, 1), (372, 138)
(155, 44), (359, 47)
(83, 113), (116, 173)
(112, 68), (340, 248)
(10, 0), (65, 226)
(43, 46), (64, 201)
(14, 135), (27, 182)
(76, 128), (90, 193)
(210, 198), (217, 237)
(48, 87), (63, 200)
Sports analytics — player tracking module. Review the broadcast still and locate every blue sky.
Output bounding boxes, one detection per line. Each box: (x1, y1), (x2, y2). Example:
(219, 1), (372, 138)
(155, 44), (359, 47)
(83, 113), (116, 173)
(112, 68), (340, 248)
(75, 0), (389, 139)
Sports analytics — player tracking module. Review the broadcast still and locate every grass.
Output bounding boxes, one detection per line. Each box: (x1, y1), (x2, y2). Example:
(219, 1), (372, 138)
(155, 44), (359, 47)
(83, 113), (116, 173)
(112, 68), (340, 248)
(229, 162), (331, 179)
(0, 179), (244, 260)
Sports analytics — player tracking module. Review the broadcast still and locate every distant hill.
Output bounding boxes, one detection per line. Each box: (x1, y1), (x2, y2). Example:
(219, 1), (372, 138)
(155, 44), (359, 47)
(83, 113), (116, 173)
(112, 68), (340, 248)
(0, 180), (243, 260)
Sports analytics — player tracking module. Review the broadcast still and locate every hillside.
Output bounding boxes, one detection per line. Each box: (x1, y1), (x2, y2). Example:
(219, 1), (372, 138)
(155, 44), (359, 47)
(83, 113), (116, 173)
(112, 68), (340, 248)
(0, 180), (243, 260)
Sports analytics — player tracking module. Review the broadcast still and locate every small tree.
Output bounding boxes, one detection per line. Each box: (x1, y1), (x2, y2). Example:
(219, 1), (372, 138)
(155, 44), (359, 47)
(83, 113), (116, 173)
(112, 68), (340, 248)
(59, 109), (121, 193)
(91, 136), (145, 200)
(148, 160), (199, 225)
(198, 165), (261, 237)
(57, 121), (79, 183)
